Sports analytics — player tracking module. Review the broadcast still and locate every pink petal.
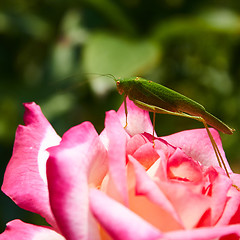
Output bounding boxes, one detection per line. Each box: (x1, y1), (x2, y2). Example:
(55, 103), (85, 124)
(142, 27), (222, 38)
(128, 155), (183, 230)
(104, 110), (128, 205)
(216, 173), (240, 226)
(117, 97), (154, 136)
(206, 168), (232, 225)
(0, 220), (64, 240)
(162, 128), (231, 172)
(164, 224), (240, 240)
(231, 173), (240, 190)
(157, 177), (210, 229)
(1, 102), (60, 228)
(47, 122), (107, 240)
(126, 134), (150, 156)
(167, 148), (203, 182)
(126, 133), (172, 170)
(131, 142), (160, 169)
(89, 189), (162, 240)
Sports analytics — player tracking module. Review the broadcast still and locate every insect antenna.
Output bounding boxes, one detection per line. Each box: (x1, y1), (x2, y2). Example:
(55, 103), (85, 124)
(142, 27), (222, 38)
(85, 73), (117, 81)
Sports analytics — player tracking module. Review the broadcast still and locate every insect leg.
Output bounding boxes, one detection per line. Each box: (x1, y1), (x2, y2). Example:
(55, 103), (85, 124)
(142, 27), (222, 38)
(132, 99), (229, 172)
(124, 94), (128, 128)
(132, 99), (239, 189)
(201, 119), (228, 175)
(132, 99), (159, 146)
(152, 112), (156, 147)
(180, 114), (230, 178)
(199, 118), (239, 190)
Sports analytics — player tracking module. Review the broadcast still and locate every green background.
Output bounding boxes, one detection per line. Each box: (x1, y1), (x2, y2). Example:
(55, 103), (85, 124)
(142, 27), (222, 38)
(1, 0), (240, 232)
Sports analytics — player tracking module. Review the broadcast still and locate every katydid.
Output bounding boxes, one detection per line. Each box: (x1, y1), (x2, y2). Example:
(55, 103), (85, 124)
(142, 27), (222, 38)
(114, 76), (235, 178)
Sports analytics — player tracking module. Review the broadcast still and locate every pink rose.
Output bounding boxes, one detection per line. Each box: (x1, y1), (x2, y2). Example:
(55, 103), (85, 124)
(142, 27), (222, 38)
(1, 99), (240, 240)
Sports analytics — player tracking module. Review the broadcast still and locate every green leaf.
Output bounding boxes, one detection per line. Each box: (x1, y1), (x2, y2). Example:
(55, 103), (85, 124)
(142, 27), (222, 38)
(83, 32), (161, 94)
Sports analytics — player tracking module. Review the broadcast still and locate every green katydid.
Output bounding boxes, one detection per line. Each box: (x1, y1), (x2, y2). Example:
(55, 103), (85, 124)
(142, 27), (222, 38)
(114, 76), (235, 178)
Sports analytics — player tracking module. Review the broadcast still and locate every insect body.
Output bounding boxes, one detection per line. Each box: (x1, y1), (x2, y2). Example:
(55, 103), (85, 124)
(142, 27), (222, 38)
(115, 76), (235, 178)
(116, 77), (234, 135)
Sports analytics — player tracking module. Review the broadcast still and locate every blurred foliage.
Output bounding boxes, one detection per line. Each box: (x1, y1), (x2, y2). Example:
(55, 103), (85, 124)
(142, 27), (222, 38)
(1, 0), (240, 232)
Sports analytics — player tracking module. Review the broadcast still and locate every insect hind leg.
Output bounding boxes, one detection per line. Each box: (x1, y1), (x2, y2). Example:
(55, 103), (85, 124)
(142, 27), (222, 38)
(132, 99), (229, 176)
(180, 114), (240, 190)
(201, 119), (229, 176)
(188, 115), (230, 178)
(123, 94), (128, 128)
(159, 110), (230, 178)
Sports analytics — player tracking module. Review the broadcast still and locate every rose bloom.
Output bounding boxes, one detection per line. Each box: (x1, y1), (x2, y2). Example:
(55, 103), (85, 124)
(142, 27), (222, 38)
(1, 99), (240, 240)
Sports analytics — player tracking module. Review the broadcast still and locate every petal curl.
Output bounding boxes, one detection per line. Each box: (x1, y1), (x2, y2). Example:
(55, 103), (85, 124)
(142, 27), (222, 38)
(156, 170), (210, 229)
(0, 220), (64, 240)
(163, 224), (240, 240)
(167, 148), (203, 182)
(104, 110), (128, 205)
(162, 128), (231, 172)
(1, 102), (60, 228)
(47, 122), (107, 240)
(128, 155), (183, 230)
(207, 168), (232, 226)
(117, 97), (154, 136)
(89, 189), (162, 240)
(127, 134), (167, 170)
(216, 173), (240, 226)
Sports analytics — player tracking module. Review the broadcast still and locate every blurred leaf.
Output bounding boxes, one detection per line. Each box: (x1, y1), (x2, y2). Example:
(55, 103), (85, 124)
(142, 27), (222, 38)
(198, 9), (240, 34)
(0, 97), (20, 143)
(61, 9), (89, 45)
(153, 17), (204, 42)
(83, 32), (161, 94)
(0, 11), (51, 40)
(83, 0), (135, 34)
(50, 41), (77, 80)
(153, 9), (240, 43)
(201, 67), (233, 95)
(41, 93), (75, 121)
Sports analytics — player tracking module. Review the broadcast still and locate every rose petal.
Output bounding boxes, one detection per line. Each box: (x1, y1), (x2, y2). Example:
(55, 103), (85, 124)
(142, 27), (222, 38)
(164, 224), (240, 240)
(117, 97), (154, 136)
(126, 133), (172, 170)
(128, 155), (183, 231)
(162, 128), (231, 172)
(47, 122), (107, 240)
(132, 142), (160, 169)
(89, 189), (162, 240)
(156, 158), (211, 230)
(167, 148), (203, 183)
(1, 102), (60, 228)
(216, 173), (240, 226)
(0, 220), (64, 240)
(126, 134), (150, 156)
(104, 110), (129, 205)
(100, 97), (154, 149)
(206, 168), (232, 225)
